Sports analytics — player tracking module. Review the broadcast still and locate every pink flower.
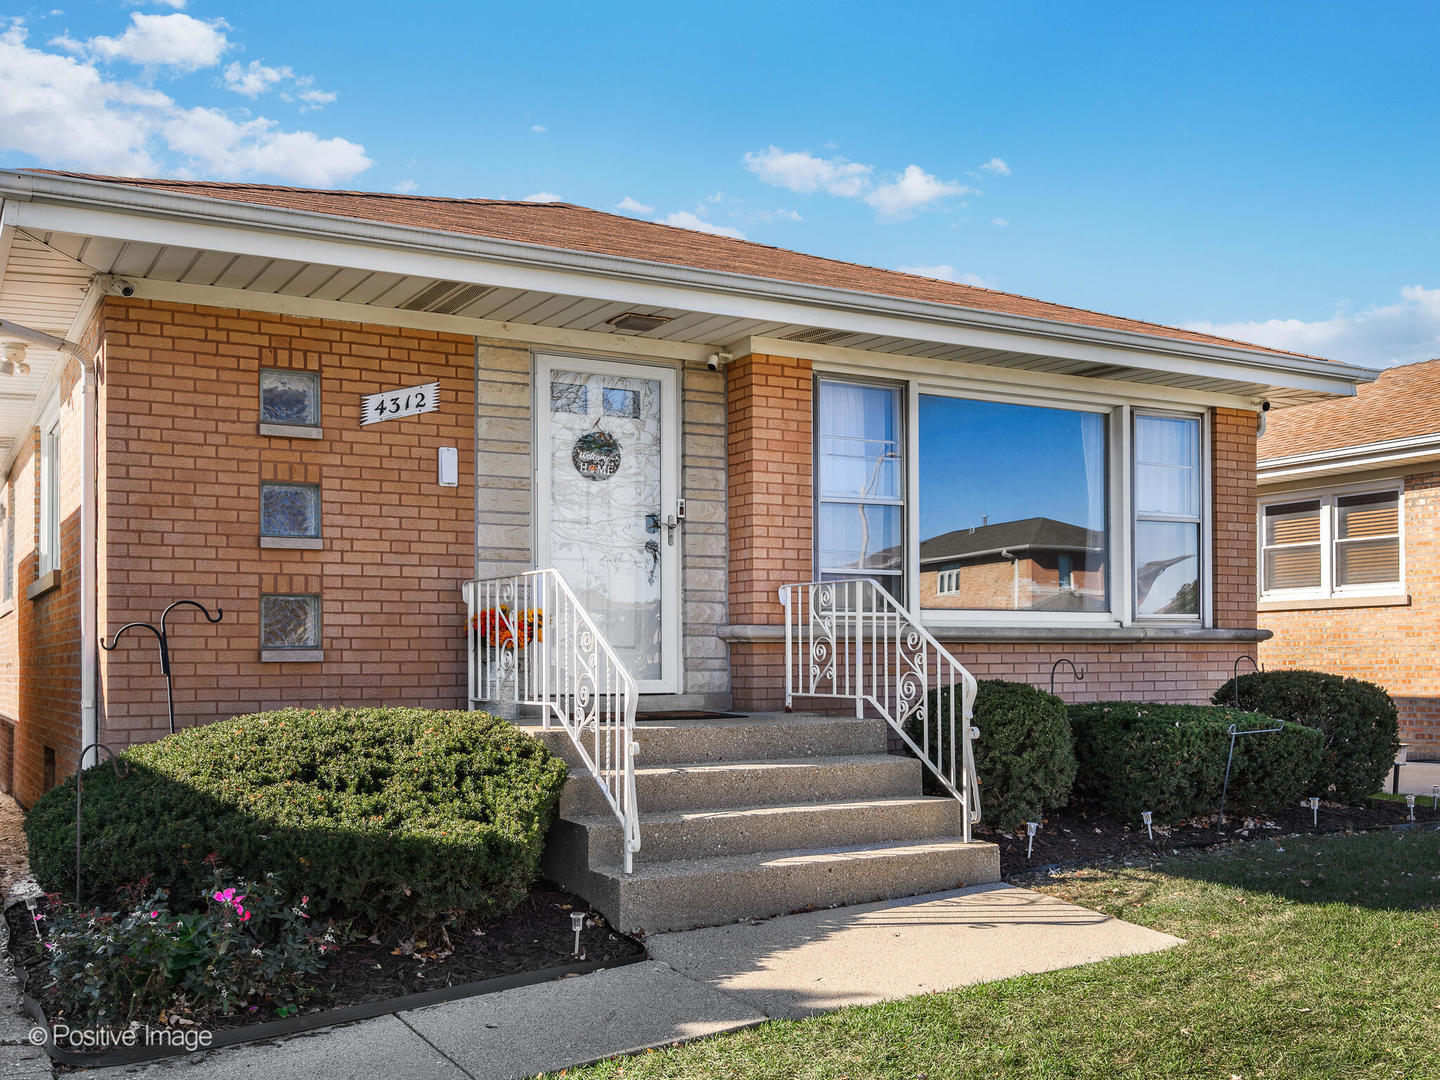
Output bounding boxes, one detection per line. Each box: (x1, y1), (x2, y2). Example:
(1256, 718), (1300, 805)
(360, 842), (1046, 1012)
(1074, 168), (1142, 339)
(238, 908), (251, 922)
(214, 888), (235, 903)
(301, 896), (309, 905)
(149, 910), (159, 919)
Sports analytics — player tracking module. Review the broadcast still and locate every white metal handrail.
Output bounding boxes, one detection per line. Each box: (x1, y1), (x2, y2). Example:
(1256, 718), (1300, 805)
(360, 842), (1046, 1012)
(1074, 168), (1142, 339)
(464, 570), (640, 873)
(778, 578), (982, 840)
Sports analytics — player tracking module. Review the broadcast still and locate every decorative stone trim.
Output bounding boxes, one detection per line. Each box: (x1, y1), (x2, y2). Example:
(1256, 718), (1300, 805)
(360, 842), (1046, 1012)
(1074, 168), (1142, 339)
(25, 570), (59, 601)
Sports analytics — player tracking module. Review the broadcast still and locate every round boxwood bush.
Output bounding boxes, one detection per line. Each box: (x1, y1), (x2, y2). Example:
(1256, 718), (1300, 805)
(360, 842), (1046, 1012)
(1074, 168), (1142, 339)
(1068, 702), (1324, 820)
(24, 708), (567, 934)
(1213, 670), (1399, 803)
(916, 679), (1077, 830)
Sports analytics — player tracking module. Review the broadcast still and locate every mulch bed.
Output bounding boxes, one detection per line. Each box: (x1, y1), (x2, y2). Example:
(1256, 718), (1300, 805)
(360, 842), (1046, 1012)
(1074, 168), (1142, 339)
(989, 796), (1440, 879)
(5, 883), (643, 1035)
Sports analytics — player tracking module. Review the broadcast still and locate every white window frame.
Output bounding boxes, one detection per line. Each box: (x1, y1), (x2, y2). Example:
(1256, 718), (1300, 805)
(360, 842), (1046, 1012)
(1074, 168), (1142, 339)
(1257, 480), (1404, 601)
(1131, 408), (1208, 624)
(813, 375), (907, 595)
(38, 404), (61, 578)
(806, 364), (1213, 629)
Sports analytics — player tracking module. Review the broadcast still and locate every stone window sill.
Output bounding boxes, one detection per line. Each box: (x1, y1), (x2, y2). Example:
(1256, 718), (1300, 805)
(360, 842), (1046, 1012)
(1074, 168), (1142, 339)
(0, 599), (13, 619)
(26, 569), (60, 601)
(720, 623), (1272, 644)
(1258, 593), (1410, 613)
(260, 648), (324, 663)
(260, 536), (323, 550)
(257, 423), (323, 440)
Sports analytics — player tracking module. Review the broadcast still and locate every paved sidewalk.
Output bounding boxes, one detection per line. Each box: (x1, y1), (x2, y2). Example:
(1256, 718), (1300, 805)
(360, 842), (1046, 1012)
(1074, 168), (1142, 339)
(70, 884), (1180, 1080)
(1393, 759), (1440, 797)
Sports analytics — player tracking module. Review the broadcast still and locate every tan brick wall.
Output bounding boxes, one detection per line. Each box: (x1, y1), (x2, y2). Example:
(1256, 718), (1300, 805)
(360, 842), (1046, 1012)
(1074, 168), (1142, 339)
(727, 353), (813, 626)
(1261, 468), (1440, 756)
(98, 298), (476, 749)
(1212, 407), (1259, 629)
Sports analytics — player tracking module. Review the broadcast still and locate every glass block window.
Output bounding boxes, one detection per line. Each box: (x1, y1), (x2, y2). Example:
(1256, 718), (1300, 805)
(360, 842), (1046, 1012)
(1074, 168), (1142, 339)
(260, 483), (321, 538)
(260, 594), (320, 649)
(260, 369), (320, 426)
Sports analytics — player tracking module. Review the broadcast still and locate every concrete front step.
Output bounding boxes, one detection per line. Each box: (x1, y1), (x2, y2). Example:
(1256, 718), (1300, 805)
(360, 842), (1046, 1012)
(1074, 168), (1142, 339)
(568, 796), (965, 863)
(546, 837), (1001, 934)
(519, 712), (888, 769)
(559, 754), (922, 817)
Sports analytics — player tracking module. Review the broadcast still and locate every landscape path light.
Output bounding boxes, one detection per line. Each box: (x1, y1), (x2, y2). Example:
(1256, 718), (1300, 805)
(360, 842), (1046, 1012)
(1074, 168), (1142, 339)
(1307, 797), (1320, 826)
(1406, 794), (1416, 822)
(1026, 821), (1039, 859)
(1141, 811), (1154, 841)
(571, 911), (586, 958)
(1432, 784), (1438, 810)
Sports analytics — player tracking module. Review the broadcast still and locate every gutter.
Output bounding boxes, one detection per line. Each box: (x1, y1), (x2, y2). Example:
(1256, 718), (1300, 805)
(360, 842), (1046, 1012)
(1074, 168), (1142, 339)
(1258, 430), (1440, 483)
(0, 171), (1377, 393)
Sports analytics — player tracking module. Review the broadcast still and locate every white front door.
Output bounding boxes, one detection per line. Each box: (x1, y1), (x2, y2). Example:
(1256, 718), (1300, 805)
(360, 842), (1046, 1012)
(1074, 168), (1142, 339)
(534, 354), (681, 693)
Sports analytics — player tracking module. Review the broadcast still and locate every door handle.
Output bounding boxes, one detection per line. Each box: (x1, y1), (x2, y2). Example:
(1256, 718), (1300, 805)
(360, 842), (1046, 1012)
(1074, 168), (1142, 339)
(662, 515), (679, 546)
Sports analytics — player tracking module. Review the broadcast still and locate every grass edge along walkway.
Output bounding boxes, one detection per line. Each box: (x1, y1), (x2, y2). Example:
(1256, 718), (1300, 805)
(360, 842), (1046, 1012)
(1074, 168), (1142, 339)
(555, 830), (1440, 1080)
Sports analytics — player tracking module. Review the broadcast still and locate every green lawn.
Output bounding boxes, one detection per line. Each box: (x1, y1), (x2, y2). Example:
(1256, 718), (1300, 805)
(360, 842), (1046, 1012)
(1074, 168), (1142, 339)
(561, 832), (1440, 1080)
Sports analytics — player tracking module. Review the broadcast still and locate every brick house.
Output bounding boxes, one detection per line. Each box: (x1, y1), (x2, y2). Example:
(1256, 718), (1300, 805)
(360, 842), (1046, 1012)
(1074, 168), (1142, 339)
(0, 169), (1373, 928)
(1258, 358), (1440, 759)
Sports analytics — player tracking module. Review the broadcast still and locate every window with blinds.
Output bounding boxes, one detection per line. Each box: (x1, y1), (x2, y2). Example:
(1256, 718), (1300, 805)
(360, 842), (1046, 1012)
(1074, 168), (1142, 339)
(1260, 488), (1401, 597)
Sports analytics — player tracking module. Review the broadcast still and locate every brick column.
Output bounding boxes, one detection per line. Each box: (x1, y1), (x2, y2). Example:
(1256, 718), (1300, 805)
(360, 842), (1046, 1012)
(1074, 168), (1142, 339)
(1211, 406), (1259, 630)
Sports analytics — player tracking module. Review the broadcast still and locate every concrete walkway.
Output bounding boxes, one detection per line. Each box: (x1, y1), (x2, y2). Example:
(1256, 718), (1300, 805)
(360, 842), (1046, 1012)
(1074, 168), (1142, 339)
(1394, 759), (1440, 797)
(70, 884), (1180, 1080)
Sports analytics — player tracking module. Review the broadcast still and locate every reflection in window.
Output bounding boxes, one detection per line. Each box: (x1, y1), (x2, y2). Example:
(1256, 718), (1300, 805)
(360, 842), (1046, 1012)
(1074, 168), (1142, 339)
(815, 380), (903, 593)
(260, 369), (320, 427)
(918, 396), (1107, 612)
(602, 387), (640, 418)
(1133, 414), (1201, 616)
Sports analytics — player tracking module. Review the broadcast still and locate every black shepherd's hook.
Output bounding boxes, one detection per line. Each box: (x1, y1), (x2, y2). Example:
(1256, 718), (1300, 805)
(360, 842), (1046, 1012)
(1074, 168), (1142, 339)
(1050, 658), (1086, 697)
(1232, 655), (1261, 707)
(76, 742), (128, 906)
(102, 600), (223, 736)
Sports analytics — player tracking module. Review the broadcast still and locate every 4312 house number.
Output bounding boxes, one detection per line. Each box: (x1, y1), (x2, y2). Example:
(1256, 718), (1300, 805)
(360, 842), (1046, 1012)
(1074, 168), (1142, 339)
(360, 381), (440, 425)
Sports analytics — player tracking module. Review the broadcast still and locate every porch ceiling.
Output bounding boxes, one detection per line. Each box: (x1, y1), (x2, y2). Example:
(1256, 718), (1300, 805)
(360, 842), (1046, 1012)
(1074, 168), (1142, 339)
(0, 196), (1372, 465)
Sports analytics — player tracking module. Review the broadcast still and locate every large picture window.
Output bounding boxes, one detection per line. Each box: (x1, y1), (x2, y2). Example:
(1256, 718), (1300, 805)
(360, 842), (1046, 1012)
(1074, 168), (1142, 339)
(917, 396), (1108, 612)
(1133, 413), (1202, 617)
(814, 379), (903, 594)
(1261, 487), (1401, 598)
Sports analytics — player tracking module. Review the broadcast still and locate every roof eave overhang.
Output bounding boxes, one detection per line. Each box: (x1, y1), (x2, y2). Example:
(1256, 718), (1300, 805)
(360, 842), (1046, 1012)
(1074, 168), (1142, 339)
(1258, 431), (1440, 484)
(0, 170), (1375, 401)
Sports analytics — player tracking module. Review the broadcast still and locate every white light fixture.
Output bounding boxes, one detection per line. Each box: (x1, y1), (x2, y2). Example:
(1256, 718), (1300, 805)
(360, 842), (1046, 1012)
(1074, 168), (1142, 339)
(0, 342), (30, 376)
(1431, 784), (1438, 810)
(1141, 810), (1154, 841)
(606, 311), (672, 333)
(1406, 794), (1416, 822)
(1025, 821), (1039, 859)
(1307, 796), (1320, 826)
(570, 911), (585, 958)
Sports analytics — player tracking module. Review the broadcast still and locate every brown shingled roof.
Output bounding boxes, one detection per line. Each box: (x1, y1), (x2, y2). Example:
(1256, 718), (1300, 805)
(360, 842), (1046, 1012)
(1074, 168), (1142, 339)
(1259, 358), (1440, 460)
(29, 170), (1322, 361)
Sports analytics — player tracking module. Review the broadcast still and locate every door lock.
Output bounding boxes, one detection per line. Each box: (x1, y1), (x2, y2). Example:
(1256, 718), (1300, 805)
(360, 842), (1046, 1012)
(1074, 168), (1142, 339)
(661, 500), (686, 546)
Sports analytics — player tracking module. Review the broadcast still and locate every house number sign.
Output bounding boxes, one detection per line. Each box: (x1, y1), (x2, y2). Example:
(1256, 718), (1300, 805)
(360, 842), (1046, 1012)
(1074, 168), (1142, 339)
(360, 381), (439, 425)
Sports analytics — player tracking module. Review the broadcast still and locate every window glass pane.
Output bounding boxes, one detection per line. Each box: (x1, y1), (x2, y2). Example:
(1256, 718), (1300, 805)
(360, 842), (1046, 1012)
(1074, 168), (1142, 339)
(1335, 538), (1399, 586)
(1336, 492), (1398, 540)
(1134, 415), (1200, 517)
(1135, 520), (1200, 615)
(1264, 500), (1321, 545)
(818, 382), (901, 500)
(260, 370), (320, 426)
(261, 483), (321, 538)
(260, 595), (320, 648)
(602, 386), (640, 418)
(919, 396), (1107, 611)
(1264, 545), (1321, 590)
(818, 503), (901, 572)
(551, 380), (588, 414)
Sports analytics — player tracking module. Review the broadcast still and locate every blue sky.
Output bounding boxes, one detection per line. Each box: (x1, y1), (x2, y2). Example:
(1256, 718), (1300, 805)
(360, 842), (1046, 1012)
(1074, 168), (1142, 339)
(3, 1), (1439, 367)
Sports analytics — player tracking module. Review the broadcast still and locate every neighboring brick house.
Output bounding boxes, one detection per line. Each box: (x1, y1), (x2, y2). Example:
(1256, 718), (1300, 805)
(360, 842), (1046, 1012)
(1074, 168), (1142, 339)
(0, 168), (1373, 810)
(1257, 358), (1440, 759)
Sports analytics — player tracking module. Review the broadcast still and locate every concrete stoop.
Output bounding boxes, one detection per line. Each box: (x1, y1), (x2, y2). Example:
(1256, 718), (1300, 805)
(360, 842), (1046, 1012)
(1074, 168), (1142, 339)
(524, 713), (1000, 934)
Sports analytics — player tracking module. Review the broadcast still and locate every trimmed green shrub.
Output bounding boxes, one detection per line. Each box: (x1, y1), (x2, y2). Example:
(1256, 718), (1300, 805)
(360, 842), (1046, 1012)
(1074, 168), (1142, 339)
(1067, 702), (1324, 820)
(917, 679), (1078, 830)
(24, 708), (567, 934)
(1213, 670), (1399, 802)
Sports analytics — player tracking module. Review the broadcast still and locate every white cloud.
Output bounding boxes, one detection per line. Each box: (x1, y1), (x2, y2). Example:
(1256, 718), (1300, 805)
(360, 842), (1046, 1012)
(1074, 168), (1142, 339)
(896, 264), (992, 288)
(132, 0), (189, 8)
(743, 146), (871, 197)
(992, 217), (1009, 227)
(1183, 285), (1440, 368)
(864, 165), (974, 221)
(979, 157), (1010, 176)
(615, 195), (654, 215)
(292, 86), (336, 109)
(744, 207), (802, 224)
(531, 124), (546, 133)
(659, 209), (746, 239)
(223, 59), (288, 96)
(66, 12), (229, 71)
(522, 191), (561, 202)
(0, 23), (371, 184)
(393, 179), (418, 194)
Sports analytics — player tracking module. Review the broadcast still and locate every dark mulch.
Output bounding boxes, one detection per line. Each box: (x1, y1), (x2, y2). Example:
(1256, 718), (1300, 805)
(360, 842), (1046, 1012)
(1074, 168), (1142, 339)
(990, 796), (1440, 878)
(5, 883), (643, 1034)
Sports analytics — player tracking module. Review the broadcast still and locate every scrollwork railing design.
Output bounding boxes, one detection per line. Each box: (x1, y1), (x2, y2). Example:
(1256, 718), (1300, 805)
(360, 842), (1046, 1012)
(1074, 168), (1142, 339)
(465, 570), (640, 873)
(779, 578), (981, 840)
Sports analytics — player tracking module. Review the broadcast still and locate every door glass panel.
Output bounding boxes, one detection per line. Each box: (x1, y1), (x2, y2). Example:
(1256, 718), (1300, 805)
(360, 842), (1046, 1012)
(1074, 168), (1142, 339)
(547, 369), (664, 681)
